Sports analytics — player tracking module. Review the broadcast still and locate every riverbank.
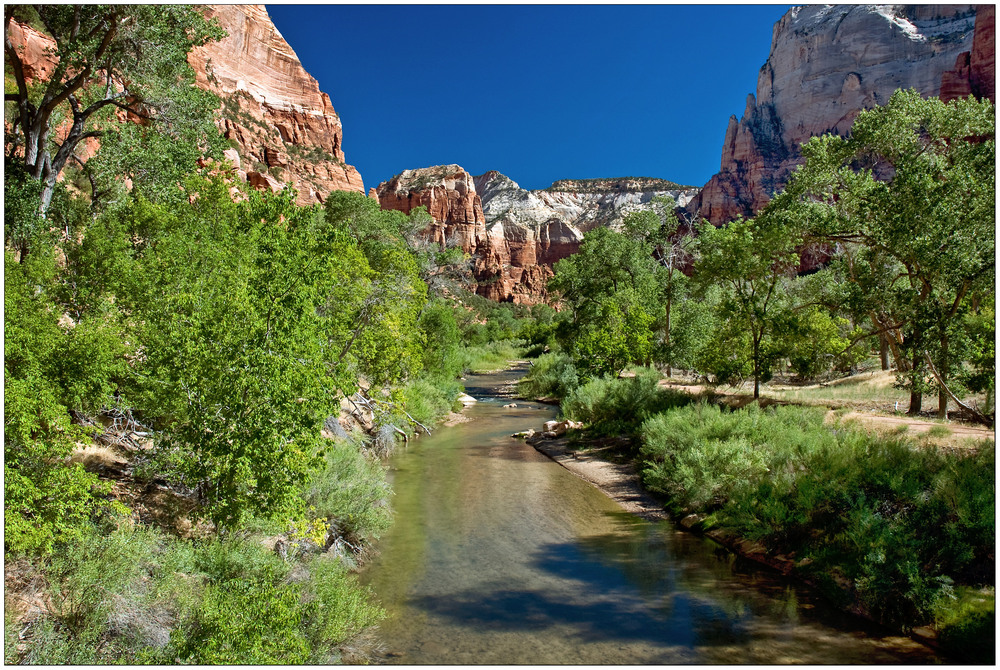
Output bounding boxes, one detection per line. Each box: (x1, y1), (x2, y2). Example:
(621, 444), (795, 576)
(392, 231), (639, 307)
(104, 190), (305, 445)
(522, 430), (966, 658)
(527, 436), (668, 522)
(516, 373), (994, 663)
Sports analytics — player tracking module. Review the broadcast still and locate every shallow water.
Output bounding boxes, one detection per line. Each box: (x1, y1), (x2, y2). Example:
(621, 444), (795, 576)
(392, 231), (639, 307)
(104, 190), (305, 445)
(361, 367), (939, 664)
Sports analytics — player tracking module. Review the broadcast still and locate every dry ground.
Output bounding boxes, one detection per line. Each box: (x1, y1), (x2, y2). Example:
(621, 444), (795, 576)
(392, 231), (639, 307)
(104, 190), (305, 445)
(660, 369), (994, 449)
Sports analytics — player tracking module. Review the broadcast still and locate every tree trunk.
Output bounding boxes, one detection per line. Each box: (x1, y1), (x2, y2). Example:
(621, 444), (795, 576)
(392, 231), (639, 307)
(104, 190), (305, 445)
(879, 333), (890, 370)
(937, 332), (949, 420)
(907, 348), (922, 415)
(664, 292), (672, 378)
(752, 334), (760, 400)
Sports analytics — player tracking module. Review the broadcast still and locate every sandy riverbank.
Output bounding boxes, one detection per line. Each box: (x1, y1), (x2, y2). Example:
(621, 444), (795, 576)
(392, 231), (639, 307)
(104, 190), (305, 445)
(526, 435), (669, 522)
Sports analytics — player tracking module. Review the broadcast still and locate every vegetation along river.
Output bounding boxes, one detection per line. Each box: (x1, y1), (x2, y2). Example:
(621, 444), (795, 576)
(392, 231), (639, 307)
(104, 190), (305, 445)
(361, 367), (941, 664)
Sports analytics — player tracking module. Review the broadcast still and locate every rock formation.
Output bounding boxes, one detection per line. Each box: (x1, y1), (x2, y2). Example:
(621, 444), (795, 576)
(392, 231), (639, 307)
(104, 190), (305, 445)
(188, 5), (364, 204)
(375, 165), (488, 251)
(688, 5), (983, 225)
(5, 6), (364, 205)
(375, 166), (699, 304)
(940, 4), (995, 103)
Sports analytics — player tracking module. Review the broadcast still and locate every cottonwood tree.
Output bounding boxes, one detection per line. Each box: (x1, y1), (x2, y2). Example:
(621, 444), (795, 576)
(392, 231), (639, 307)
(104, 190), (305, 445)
(549, 226), (664, 376)
(769, 90), (995, 417)
(4, 5), (224, 220)
(695, 216), (800, 399)
(621, 196), (699, 376)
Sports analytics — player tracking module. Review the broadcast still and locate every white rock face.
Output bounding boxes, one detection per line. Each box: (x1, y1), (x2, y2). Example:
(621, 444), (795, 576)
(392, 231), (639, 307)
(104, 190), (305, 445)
(690, 4), (979, 224)
(474, 171), (700, 238)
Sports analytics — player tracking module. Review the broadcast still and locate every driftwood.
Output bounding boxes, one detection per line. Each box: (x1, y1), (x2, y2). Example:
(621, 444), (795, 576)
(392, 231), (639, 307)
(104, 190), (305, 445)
(349, 391), (433, 436)
(922, 351), (993, 427)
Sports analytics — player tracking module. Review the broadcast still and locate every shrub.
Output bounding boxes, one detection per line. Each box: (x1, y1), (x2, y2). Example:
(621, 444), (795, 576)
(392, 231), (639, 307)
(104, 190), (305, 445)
(401, 377), (463, 429)
(518, 352), (580, 400)
(638, 403), (995, 636)
(169, 576), (311, 664)
(303, 440), (393, 542)
(562, 367), (691, 438)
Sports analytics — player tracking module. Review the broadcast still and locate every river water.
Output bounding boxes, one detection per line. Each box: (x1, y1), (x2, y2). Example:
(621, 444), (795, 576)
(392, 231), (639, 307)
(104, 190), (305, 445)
(360, 367), (940, 664)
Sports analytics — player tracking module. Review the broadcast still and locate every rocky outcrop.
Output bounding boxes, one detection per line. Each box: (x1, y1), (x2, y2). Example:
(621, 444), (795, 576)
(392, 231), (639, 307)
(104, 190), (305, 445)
(375, 165), (488, 251)
(188, 5), (364, 204)
(940, 4), (995, 102)
(6, 6), (364, 204)
(475, 172), (700, 303)
(375, 166), (699, 304)
(688, 5), (982, 225)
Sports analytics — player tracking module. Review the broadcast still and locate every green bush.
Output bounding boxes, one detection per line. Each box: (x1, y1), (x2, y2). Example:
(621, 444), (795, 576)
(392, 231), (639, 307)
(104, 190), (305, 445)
(7, 523), (387, 665)
(562, 367), (691, 438)
(12, 525), (169, 664)
(518, 352), (580, 400)
(304, 440), (393, 542)
(638, 403), (995, 637)
(169, 576), (311, 664)
(168, 551), (384, 665)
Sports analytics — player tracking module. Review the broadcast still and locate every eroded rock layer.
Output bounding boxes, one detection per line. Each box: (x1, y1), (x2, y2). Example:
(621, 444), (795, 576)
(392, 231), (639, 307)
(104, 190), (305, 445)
(6, 5), (365, 204)
(375, 166), (700, 304)
(188, 5), (364, 204)
(688, 5), (984, 225)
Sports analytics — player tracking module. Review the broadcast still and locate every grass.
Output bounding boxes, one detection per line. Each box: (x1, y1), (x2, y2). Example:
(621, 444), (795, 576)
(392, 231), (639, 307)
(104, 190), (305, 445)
(762, 370), (911, 407)
(459, 339), (527, 374)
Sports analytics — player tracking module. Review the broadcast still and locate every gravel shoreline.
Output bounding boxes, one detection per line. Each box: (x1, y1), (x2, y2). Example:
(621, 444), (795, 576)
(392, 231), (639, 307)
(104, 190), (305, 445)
(525, 435), (669, 522)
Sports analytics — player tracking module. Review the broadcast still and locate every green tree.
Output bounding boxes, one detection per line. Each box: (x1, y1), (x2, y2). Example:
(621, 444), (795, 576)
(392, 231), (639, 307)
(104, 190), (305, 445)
(770, 90), (995, 417)
(4, 4), (225, 217)
(621, 196), (699, 375)
(549, 226), (664, 376)
(695, 217), (800, 398)
(127, 179), (370, 529)
(4, 248), (122, 553)
(322, 192), (428, 390)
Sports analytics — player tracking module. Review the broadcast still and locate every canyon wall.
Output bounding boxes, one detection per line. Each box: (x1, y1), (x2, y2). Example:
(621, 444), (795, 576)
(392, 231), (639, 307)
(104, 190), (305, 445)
(6, 5), (364, 205)
(376, 167), (700, 304)
(188, 5), (364, 204)
(687, 5), (985, 225)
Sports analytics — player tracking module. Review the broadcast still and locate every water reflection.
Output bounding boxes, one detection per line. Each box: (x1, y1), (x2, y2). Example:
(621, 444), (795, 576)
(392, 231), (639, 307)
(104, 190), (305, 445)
(361, 370), (939, 665)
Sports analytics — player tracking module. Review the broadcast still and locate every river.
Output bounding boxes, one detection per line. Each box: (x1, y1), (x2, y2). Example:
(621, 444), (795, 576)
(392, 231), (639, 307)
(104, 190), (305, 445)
(360, 366), (940, 664)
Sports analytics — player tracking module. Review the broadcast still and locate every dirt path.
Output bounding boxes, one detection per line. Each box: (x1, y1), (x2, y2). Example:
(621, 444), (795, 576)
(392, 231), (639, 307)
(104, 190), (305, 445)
(835, 411), (994, 444)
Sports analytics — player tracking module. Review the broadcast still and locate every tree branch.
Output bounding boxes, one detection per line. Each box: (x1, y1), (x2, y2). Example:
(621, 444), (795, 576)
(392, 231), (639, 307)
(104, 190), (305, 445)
(922, 350), (992, 426)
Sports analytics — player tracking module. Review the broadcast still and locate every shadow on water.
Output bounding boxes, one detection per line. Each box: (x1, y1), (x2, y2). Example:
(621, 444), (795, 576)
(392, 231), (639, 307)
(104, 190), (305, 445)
(363, 369), (943, 665)
(407, 580), (743, 649)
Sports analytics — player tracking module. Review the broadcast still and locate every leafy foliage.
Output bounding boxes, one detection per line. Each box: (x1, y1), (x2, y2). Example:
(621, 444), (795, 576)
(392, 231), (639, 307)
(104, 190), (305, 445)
(640, 403), (994, 636)
(5, 5), (227, 214)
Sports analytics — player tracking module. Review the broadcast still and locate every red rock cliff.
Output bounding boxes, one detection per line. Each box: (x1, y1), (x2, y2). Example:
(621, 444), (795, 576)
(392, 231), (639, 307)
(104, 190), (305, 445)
(6, 6), (365, 205)
(688, 5), (985, 226)
(188, 5), (364, 204)
(941, 4), (995, 103)
(376, 167), (699, 304)
(375, 165), (488, 252)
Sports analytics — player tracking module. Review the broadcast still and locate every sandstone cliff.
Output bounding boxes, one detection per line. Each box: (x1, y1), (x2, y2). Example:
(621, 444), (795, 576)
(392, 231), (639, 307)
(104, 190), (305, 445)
(375, 165), (488, 251)
(688, 5), (983, 225)
(375, 166), (699, 304)
(188, 5), (364, 204)
(6, 6), (364, 205)
(940, 4), (995, 102)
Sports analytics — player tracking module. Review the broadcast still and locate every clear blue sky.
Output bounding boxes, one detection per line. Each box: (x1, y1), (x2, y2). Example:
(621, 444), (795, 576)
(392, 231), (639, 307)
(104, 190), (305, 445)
(266, 4), (791, 192)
